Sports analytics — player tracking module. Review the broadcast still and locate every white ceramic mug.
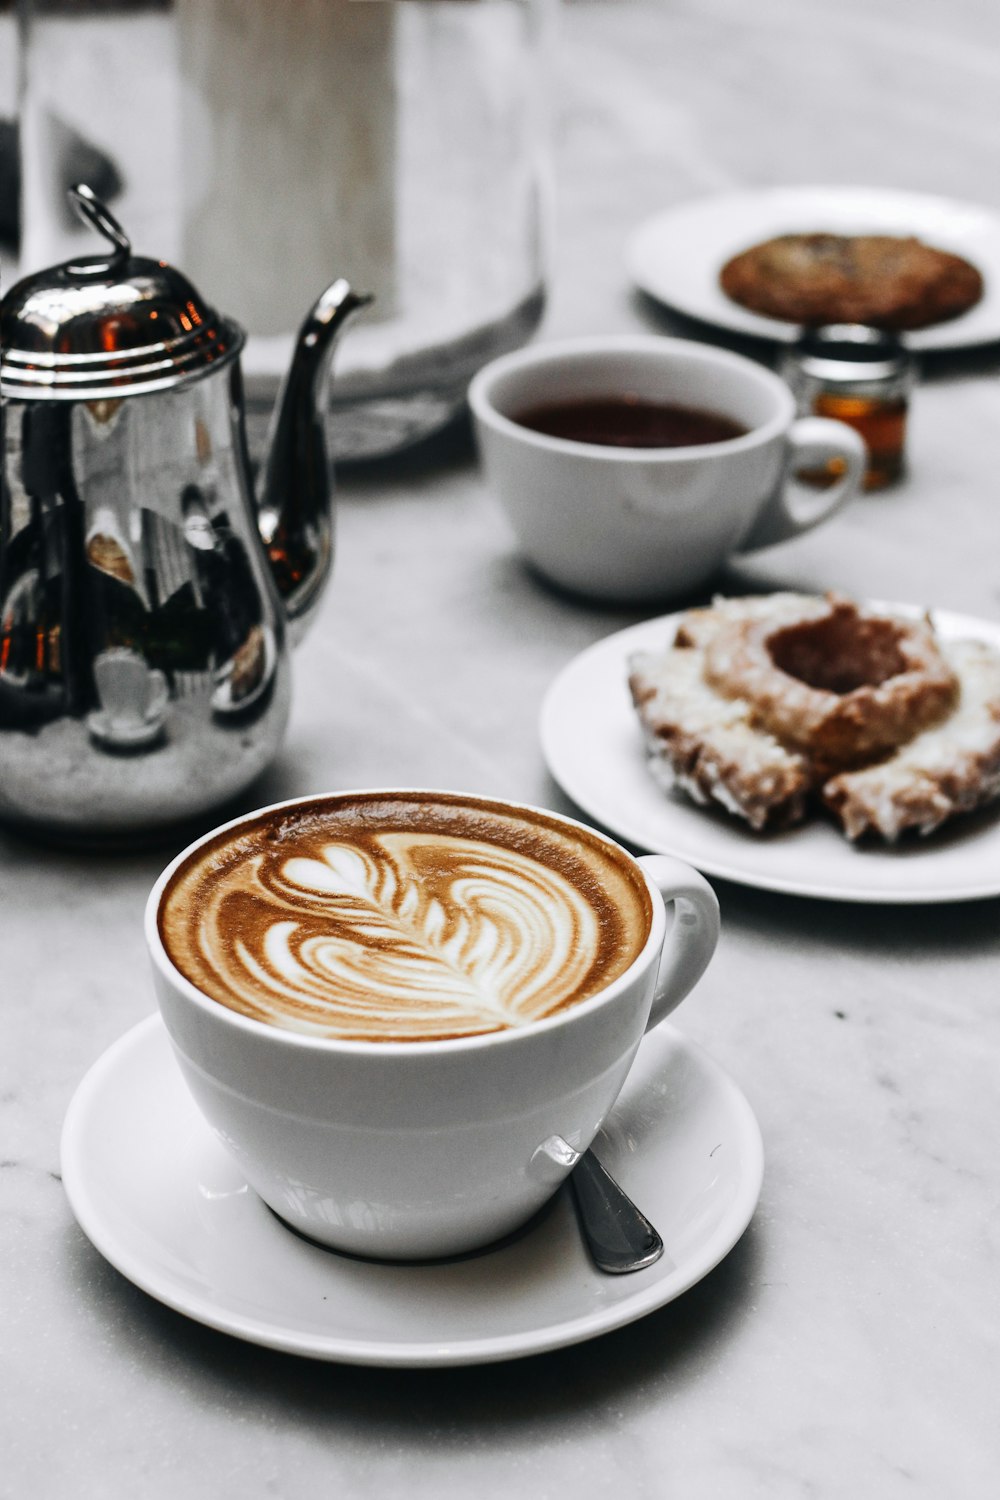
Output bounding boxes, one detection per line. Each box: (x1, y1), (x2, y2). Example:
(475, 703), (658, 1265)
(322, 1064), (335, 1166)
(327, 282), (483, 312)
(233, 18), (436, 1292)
(469, 334), (866, 603)
(145, 789), (720, 1260)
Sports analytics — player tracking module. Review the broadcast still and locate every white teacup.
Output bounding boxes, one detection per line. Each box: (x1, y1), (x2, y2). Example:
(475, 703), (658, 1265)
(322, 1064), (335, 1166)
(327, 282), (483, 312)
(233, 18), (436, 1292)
(146, 789), (720, 1260)
(469, 334), (866, 603)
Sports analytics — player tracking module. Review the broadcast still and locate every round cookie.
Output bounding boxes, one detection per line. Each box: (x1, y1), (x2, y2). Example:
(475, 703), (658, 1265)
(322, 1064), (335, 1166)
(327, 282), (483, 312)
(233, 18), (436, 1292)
(719, 232), (984, 331)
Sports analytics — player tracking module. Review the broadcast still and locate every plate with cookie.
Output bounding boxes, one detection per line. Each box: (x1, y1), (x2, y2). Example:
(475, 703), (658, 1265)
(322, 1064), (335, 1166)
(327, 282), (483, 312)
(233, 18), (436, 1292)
(626, 185), (1000, 351)
(540, 592), (1000, 903)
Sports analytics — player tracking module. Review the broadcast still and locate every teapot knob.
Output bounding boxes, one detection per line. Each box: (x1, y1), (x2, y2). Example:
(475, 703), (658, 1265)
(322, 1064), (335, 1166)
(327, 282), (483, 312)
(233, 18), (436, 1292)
(66, 182), (132, 277)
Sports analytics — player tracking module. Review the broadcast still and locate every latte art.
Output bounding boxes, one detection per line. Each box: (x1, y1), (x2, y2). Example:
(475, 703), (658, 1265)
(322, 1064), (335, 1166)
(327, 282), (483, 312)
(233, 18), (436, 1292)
(198, 833), (600, 1038)
(159, 794), (651, 1041)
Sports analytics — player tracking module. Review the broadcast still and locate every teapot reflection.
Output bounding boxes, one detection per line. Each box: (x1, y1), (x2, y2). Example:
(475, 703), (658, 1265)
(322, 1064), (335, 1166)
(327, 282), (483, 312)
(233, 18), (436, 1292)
(88, 648), (169, 751)
(0, 185), (371, 841)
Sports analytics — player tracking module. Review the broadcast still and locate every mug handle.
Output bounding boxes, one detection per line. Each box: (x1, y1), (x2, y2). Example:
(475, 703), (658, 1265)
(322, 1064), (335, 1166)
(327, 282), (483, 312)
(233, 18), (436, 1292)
(736, 415), (867, 552)
(638, 856), (720, 1032)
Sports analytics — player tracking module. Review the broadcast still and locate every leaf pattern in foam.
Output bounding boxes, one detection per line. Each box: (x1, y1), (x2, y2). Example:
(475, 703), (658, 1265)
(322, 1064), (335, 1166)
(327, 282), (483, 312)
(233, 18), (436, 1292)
(233, 832), (601, 1038)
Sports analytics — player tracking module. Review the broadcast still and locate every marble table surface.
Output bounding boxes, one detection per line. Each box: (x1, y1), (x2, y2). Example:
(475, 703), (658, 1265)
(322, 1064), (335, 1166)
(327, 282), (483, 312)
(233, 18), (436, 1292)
(4, 2), (1000, 1496)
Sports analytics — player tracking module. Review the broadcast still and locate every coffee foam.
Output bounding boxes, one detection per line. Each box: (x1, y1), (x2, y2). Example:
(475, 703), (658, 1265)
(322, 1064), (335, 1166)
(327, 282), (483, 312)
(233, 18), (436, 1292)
(158, 793), (651, 1041)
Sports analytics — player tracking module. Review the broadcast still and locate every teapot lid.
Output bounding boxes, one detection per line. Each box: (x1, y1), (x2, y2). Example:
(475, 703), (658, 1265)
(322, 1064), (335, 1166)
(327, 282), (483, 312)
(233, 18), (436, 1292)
(0, 184), (244, 401)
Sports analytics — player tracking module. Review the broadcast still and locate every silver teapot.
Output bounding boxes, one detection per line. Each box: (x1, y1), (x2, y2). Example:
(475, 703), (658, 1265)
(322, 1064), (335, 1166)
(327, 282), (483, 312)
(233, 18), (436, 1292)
(0, 185), (371, 842)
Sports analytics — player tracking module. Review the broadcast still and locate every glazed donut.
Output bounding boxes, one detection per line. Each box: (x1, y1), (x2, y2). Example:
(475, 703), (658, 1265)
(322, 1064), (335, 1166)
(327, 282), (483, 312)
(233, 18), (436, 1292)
(629, 594), (820, 833)
(823, 638), (1000, 841)
(629, 628), (812, 832)
(701, 594), (959, 775)
(628, 593), (1000, 841)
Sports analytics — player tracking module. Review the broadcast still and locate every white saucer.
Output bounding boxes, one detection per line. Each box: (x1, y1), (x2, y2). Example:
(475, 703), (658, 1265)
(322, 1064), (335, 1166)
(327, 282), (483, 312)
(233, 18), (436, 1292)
(61, 1015), (763, 1368)
(540, 605), (1000, 904)
(86, 708), (166, 749)
(626, 185), (1000, 351)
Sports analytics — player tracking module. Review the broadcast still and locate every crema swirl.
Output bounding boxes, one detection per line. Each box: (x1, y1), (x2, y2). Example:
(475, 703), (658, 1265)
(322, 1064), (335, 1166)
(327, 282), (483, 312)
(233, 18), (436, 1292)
(158, 793), (651, 1041)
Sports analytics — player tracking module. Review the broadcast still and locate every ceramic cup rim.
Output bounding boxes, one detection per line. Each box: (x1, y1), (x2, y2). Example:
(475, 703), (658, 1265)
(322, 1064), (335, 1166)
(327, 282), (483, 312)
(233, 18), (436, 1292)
(145, 787), (668, 1059)
(467, 333), (796, 460)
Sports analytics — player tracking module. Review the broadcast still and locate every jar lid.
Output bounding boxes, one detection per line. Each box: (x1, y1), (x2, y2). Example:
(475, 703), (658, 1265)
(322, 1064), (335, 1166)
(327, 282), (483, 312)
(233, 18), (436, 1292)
(0, 184), (243, 400)
(787, 324), (913, 384)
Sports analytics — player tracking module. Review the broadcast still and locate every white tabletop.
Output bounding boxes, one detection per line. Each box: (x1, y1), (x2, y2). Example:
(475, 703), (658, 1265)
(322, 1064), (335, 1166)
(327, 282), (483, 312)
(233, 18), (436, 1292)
(4, 2), (1000, 1496)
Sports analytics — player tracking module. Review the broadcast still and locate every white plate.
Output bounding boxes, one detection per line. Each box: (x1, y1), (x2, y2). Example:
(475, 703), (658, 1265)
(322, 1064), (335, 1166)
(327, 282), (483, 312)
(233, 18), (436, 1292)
(61, 1015), (763, 1368)
(626, 185), (1000, 351)
(540, 607), (1000, 904)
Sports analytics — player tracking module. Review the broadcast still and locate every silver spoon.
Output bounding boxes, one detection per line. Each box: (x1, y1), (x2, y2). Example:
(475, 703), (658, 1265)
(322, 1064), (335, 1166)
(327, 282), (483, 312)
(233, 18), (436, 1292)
(532, 1135), (664, 1273)
(570, 1149), (664, 1274)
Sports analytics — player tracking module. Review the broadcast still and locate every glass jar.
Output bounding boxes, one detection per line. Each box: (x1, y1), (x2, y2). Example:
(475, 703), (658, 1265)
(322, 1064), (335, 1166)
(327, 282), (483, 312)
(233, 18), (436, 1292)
(14, 0), (553, 460)
(780, 324), (916, 491)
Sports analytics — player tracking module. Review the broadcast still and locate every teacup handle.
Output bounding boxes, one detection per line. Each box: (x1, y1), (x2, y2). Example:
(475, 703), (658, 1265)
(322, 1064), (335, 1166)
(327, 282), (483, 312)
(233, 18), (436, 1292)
(736, 415), (867, 552)
(638, 856), (720, 1032)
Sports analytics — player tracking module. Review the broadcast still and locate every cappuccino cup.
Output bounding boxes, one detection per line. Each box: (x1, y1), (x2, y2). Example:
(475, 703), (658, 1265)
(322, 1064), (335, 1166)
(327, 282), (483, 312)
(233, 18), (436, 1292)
(468, 334), (866, 603)
(146, 789), (720, 1260)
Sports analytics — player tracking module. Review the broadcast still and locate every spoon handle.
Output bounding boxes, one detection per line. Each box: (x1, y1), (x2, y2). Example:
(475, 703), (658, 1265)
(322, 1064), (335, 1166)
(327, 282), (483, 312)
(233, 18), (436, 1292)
(570, 1150), (664, 1275)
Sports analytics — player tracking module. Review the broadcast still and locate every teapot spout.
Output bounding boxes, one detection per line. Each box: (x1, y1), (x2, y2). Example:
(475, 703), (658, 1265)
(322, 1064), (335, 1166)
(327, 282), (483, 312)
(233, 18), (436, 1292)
(257, 279), (372, 641)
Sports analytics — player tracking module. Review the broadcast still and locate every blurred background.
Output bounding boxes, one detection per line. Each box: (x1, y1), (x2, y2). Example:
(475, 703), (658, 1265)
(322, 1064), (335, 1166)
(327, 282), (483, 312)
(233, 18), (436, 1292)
(3, 0), (997, 455)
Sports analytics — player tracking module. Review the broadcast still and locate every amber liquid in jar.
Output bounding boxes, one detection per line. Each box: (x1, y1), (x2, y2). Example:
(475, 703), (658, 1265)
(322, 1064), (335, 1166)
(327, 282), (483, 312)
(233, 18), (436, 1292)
(812, 391), (908, 490)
